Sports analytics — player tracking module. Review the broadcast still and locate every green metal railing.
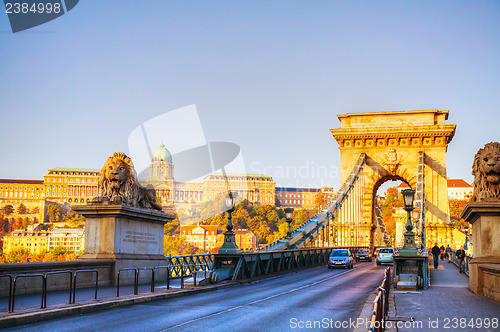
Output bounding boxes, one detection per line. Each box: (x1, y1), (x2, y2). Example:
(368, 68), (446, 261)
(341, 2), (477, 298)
(211, 247), (334, 282)
(164, 254), (214, 277)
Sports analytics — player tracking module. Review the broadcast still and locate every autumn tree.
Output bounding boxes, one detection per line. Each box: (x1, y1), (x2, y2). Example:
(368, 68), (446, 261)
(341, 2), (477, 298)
(449, 199), (468, 220)
(17, 203), (28, 214)
(314, 191), (328, 212)
(46, 204), (61, 223)
(62, 211), (85, 228)
(3, 248), (31, 263)
(3, 204), (14, 216)
(164, 218), (180, 236)
(163, 236), (203, 256)
(11, 217), (23, 230)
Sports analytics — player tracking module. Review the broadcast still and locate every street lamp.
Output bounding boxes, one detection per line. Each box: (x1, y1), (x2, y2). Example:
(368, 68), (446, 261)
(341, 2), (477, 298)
(224, 192), (235, 231)
(218, 192), (240, 254)
(284, 207), (294, 239)
(400, 188), (417, 256)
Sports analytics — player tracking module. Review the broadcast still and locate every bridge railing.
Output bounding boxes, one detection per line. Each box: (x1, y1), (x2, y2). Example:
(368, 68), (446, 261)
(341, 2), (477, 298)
(0, 253), (215, 313)
(369, 267), (391, 332)
(210, 247), (336, 282)
(450, 251), (472, 276)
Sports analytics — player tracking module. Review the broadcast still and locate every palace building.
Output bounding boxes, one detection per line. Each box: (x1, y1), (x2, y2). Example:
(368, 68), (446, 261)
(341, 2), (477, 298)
(147, 144), (276, 206)
(0, 179), (45, 209)
(275, 187), (336, 209)
(43, 168), (100, 204)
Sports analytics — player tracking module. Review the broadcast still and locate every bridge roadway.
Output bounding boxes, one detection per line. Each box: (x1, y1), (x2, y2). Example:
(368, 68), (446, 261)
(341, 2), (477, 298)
(6, 262), (385, 331)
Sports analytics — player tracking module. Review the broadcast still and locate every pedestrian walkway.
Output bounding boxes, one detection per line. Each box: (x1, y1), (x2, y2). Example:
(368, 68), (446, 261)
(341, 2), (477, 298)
(388, 259), (500, 331)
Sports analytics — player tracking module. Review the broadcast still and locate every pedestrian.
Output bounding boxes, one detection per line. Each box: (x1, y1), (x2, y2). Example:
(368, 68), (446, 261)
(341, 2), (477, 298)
(456, 245), (466, 273)
(445, 244), (452, 263)
(440, 244), (445, 260)
(431, 242), (441, 269)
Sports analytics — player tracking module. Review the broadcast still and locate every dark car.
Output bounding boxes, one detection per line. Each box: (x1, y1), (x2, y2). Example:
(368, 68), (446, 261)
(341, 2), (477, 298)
(355, 249), (372, 262)
(328, 249), (354, 269)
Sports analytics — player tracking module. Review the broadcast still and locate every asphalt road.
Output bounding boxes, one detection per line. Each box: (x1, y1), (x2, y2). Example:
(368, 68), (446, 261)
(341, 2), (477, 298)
(7, 262), (386, 332)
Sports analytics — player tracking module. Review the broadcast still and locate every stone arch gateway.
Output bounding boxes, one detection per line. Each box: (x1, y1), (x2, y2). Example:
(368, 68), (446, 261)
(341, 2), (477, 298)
(330, 110), (456, 249)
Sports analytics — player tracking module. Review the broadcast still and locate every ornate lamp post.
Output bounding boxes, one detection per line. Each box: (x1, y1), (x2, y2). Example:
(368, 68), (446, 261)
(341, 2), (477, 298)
(399, 188), (418, 256)
(218, 192), (240, 254)
(284, 207), (294, 239)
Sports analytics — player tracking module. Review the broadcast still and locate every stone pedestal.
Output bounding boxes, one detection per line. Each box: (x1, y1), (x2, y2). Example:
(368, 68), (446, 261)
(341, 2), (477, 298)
(461, 202), (500, 302)
(73, 204), (175, 283)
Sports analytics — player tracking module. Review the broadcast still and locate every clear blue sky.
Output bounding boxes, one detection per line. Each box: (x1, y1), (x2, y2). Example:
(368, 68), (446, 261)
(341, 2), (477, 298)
(1, 1), (499, 189)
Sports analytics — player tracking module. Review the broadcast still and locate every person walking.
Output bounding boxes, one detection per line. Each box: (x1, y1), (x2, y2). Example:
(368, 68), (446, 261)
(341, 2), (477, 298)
(440, 244), (445, 260)
(445, 244), (452, 263)
(456, 246), (466, 273)
(431, 243), (441, 269)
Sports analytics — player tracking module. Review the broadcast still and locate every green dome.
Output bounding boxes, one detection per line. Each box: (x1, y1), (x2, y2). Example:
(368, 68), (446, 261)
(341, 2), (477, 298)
(152, 144), (172, 162)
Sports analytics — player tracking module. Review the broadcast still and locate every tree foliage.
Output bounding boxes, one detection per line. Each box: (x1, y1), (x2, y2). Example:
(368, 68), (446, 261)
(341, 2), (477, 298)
(379, 187), (404, 243)
(164, 218), (180, 236)
(0, 246), (78, 263)
(3, 204), (14, 216)
(17, 203), (28, 214)
(201, 198), (313, 245)
(449, 199), (468, 220)
(61, 211), (85, 228)
(46, 204), (61, 223)
(163, 236), (203, 256)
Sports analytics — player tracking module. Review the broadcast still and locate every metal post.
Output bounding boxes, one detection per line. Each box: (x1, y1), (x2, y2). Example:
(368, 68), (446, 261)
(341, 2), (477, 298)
(181, 265), (184, 289)
(193, 264), (197, 287)
(167, 265), (170, 290)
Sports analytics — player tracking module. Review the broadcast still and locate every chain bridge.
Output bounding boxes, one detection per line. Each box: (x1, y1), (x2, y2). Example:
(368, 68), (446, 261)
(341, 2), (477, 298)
(266, 109), (456, 252)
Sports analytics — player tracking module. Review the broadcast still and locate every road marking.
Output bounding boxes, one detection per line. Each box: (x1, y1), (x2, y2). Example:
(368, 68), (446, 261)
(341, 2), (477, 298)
(157, 263), (373, 331)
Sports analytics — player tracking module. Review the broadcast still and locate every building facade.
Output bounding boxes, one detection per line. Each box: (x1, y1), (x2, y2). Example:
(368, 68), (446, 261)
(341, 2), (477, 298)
(398, 179), (473, 201)
(3, 229), (50, 254)
(0, 179), (45, 210)
(180, 225), (218, 252)
(275, 187), (336, 209)
(47, 228), (84, 254)
(43, 168), (100, 204)
(446, 179), (473, 200)
(226, 229), (258, 252)
(147, 144), (276, 206)
(2, 228), (84, 255)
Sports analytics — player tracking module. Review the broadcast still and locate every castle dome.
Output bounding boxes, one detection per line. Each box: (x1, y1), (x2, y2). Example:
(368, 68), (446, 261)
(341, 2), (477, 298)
(152, 144), (172, 162)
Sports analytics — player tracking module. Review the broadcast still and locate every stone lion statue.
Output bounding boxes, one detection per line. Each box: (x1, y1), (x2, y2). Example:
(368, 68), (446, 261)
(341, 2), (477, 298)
(92, 152), (163, 210)
(472, 142), (500, 202)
